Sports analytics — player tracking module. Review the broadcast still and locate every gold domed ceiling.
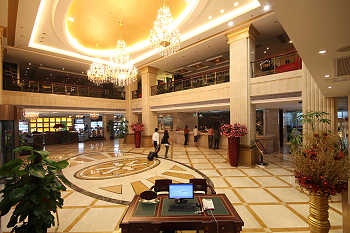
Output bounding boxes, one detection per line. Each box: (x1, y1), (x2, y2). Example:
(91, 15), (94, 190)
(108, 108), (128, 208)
(66, 0), (187, 50)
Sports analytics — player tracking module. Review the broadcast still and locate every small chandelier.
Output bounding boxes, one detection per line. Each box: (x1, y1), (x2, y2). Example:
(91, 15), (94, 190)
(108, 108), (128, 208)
(150, 2), (180, 56)
(90, 113), (100, 120)
(24, 111), (39, 120)
(87, 42), (137, 86)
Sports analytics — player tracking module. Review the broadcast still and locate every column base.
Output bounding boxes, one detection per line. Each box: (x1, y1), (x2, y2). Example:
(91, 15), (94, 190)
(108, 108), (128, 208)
(239, 144), (257, 167)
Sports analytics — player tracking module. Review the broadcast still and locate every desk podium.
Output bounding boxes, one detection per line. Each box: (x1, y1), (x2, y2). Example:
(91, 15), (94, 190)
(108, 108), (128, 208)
(119, 194), (244, 233)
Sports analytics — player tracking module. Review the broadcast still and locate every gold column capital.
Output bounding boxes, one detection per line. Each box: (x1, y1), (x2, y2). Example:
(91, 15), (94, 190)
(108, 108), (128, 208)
(139, 66), (158, 76)
(226, 24), (259, 44)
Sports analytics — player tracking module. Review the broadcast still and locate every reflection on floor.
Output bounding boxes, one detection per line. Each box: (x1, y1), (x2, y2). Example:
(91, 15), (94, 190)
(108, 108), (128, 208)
(1, 140), (343, 233)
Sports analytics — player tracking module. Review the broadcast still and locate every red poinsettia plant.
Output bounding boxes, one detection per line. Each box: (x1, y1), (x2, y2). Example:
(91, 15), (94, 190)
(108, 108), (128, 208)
(131, 122), (144, 132)
(220, 123), (248, 138)
(291, 112), (349, 196)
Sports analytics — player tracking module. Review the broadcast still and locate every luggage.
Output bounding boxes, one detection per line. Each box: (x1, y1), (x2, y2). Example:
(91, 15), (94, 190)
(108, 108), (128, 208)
(148, 152), (157, 161)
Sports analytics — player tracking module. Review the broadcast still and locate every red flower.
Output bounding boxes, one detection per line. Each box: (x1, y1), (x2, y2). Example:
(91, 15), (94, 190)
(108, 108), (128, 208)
(131, 123), (144, 132)
(220, 123), (248, 138)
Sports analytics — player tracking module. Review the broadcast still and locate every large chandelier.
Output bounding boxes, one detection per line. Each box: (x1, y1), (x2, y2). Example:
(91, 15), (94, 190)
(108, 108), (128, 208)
(87, 41), (137, 87)
(150, 2), (180, 57)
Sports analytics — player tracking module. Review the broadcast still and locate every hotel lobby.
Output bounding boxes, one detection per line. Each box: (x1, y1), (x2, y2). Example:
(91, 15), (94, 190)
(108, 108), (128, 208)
(0, 0), (349, 233)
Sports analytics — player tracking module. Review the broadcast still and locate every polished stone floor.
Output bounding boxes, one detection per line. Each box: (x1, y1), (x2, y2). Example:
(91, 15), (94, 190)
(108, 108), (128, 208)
(1, 140), (343, 233)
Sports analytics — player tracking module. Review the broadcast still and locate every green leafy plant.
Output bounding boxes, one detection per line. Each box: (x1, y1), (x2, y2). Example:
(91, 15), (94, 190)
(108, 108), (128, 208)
(0, 146), (69, 233)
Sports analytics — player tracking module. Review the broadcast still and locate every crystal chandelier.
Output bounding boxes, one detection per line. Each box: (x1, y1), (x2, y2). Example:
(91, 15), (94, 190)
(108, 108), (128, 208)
(150, 2), (180, 57)
(87, 41), (137, 87)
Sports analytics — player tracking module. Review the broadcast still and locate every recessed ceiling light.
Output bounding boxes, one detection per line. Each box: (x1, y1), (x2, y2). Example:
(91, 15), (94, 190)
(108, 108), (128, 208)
(227, 21), (234, 27)
(234, 2), (239, 7)
(220, 9), (225, 14)
(289, 40), (293, 44)
(263, 5), (271, 11)
(318, 49), (327, 54)
(328, 86), (332, 89)
(208, 15), (212, 20)
(266, 47), (270, 50)
(324, 74), (330, 78)
(264, 51), (266, 54)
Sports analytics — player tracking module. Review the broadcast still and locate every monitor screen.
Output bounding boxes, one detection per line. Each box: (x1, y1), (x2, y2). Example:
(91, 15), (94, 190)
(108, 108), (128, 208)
(169, 183), (194, 199)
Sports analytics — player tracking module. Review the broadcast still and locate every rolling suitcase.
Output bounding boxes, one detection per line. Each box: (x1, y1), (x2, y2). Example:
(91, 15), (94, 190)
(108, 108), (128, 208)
(148, 152), (156, 161)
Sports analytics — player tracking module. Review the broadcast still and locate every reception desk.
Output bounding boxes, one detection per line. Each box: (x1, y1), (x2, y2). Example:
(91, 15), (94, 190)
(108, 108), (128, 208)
(168, 131), (227, 149)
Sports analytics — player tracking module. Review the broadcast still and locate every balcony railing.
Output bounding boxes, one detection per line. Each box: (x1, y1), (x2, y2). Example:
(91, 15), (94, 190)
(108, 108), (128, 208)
(250, 50), (302, 78)
(150, 67), (229, 96)
(131, 89), (142, 99)
(3, 78), (125, 100)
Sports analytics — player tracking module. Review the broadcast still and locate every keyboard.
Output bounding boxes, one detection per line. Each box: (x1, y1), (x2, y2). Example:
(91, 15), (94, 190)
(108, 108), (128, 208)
(168, 203), (197, 212)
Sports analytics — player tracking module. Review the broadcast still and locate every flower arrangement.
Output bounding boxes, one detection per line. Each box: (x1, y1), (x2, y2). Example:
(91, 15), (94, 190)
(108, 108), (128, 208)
(220, 123), (248, 138)
(131, 122), (144, 132)
(291, 112), (349, 196)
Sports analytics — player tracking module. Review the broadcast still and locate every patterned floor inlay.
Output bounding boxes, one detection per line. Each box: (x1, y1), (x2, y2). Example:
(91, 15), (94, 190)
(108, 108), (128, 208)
(62, 151), (208, 203)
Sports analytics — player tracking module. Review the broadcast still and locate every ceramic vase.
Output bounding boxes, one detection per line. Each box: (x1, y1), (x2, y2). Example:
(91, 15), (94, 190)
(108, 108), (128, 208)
(309, 193), (330, 233)
(134, 131), (141, 148)
(228, 137), (240, 166)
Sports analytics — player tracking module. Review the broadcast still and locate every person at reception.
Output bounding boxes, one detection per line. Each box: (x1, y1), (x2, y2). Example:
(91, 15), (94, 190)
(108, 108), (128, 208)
(152, 128), (160, 156)
(161, 130), (170, 158)
(193, 125), (199, 146)
(208, 126), (214, 149)
(184, 125), (189, 145)
(214, 127), (220, 149)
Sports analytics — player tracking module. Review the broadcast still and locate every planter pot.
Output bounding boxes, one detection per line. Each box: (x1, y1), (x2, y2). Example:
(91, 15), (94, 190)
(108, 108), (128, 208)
(134, 131), (141, 148)
(309, 193), (330, 233)
(228, 137), (240, 166)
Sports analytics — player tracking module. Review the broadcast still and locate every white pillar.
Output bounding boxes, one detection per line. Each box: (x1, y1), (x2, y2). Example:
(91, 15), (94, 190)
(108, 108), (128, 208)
(302, 64), (336, 135)
(226, 25), (257, 166)
(140, 66), (158, 146)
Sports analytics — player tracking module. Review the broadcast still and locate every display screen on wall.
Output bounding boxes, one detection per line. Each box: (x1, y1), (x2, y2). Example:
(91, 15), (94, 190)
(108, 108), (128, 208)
(29, 117), (73, 132)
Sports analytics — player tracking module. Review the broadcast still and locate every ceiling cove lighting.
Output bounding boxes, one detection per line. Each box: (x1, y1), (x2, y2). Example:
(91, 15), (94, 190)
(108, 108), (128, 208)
(149, 0), (181, 57)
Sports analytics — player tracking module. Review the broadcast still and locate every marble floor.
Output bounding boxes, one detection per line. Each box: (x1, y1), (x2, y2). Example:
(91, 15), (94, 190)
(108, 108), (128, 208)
(1, 140), (343, 233)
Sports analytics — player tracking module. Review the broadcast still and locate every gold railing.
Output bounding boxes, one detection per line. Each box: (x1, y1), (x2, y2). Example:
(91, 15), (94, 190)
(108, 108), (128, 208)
(250, 50), (302, 78)
(150, 67), (229, 96)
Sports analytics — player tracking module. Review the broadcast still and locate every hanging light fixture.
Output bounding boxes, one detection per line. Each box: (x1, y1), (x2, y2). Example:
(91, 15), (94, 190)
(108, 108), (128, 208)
(87, 22), (137, 86)
(24, 111), (39, 120)
(109, 40), (137, 86)
(150, 0), (180, 56)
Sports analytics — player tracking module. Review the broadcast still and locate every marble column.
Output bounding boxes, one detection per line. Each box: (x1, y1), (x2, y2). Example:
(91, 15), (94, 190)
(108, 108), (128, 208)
(226, 25), (257, 166)
(0, 26), (4, 105)
(140, 66), (158, 146)
(302, 64), (336, 135)
(125, 80), (138, 126)
(343, 96), (350, 233)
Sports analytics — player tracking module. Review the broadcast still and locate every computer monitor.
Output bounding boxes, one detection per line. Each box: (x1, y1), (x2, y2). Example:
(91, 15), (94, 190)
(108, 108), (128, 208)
(169, 183), (194, 203)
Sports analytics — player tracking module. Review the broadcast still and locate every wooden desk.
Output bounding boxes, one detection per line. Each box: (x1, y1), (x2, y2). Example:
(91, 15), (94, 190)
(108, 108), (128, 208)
(119, 194), (244, 233)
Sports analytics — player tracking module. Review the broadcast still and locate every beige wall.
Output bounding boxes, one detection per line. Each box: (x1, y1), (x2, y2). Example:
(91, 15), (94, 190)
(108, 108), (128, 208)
(250, 69), (302, 96)
(1, 90), (126, 111)
(149, 83), (230, 108)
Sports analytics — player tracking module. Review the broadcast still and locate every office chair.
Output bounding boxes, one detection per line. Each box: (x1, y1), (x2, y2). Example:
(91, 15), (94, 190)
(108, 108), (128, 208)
(189, 178), (216, 194)
(150, 179), (172, 195)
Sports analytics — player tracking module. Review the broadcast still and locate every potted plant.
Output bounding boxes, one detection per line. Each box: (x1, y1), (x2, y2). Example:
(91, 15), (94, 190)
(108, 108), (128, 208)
(290, 111), (349, 233)
(0, 146), (69, 233)
(130, 122), (144, 148)
(220, 123), (248, 166)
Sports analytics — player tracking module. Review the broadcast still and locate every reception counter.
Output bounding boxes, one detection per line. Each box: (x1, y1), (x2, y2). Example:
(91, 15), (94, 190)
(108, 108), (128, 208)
(166, 131), (228, 149)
